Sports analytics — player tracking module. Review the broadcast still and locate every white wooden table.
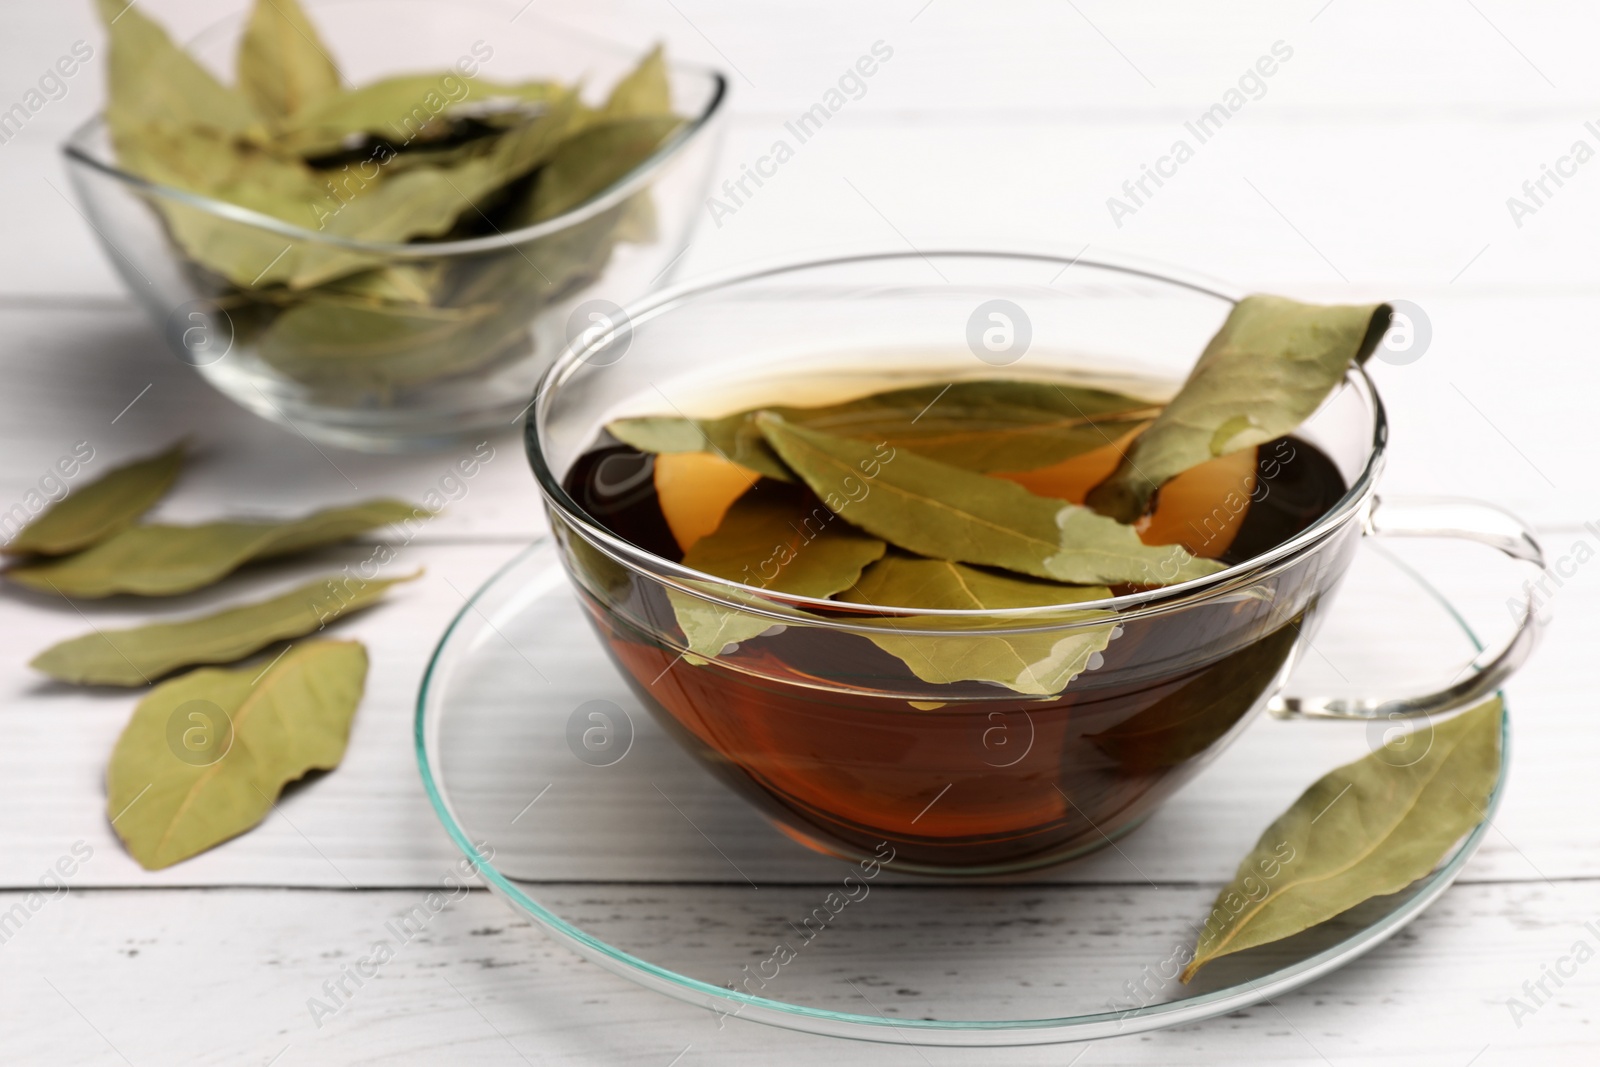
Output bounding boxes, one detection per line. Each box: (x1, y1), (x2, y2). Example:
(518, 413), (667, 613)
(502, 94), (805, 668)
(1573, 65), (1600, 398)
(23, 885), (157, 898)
(2, 1), (1596, 1063)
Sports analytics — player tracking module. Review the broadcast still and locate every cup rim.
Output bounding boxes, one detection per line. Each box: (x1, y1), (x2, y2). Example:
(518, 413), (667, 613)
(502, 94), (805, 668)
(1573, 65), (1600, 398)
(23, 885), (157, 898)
(60, 2), (728, 257)
(525, 249), (1389, 630)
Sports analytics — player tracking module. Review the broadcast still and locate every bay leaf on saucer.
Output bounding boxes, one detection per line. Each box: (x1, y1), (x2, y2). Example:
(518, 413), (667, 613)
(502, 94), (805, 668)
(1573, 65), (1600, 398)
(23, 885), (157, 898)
(1182, 696), (1502, 980)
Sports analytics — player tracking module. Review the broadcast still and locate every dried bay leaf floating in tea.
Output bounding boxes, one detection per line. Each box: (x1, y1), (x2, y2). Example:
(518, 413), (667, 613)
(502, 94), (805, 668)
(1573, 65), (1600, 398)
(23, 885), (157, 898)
(31, 572), (416, 686)
(756, 415), (1222, 586)
(106, 640), (368, 870)
(669, 485), (886, 656)
(609, 414), (792, 483)
(1182, 697), (1503, 980)
(842, 556), (1116, 695)
(1089, 296), (1392, 523)
(3, 442), (184, 557)
(608, 379), (1157, 477)
(6, 499), (422, 598)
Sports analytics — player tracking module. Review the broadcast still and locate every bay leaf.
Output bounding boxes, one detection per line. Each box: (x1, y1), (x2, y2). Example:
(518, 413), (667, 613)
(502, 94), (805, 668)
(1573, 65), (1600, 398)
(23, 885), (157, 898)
(94, 0), (265, 143)
(601, 44), (672, 118)
(1182, 696), (1502, 981)
(529, 116), (682, 222)
(110, 124), (338, 287)
(1088, 620), (1301, 772)
(237, 0), (342, 122)
(279, 74), (562, 157)
(276, 73), (467, 157)
(1088, 296), (1392, 522)
(804, 379), (1156, 471)
(509, 193), (659, 299)
(283, 93), (580, 288)
(255, 292), (516, 390)
(669, 484), (886, 656)
(5, 499), (423, 598)
(122, 93), (579, 289)
(841, 555), (1115, 695)
(608, 414), (792, 482)
(31, 572), (416, 686)
(106, 640), (368, 869)
(314, 263), (447, 305)
(3, 442), (184, 557)
(608, 379), (1157, 476)
(755, 415), (1222, 586)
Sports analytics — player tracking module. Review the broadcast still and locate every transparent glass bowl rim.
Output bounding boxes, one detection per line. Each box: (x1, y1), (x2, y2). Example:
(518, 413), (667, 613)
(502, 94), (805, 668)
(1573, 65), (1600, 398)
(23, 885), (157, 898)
(413, 537), (1507, 1044)
(525, 250), (1390, 633)
(59, 0), (728, 257)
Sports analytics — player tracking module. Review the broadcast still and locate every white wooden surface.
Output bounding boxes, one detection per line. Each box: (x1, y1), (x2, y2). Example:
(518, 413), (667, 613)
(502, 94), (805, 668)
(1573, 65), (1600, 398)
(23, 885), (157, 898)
(2, 0), (1597, 1062)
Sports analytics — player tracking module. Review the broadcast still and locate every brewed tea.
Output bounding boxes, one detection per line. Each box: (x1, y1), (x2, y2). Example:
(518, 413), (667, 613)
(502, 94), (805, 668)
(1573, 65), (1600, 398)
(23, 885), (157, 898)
(555, 372), (1351, 873)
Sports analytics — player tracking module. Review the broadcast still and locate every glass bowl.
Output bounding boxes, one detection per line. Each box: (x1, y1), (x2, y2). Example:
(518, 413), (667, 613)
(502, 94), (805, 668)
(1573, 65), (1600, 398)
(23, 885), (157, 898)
(62, 0), (726, 451)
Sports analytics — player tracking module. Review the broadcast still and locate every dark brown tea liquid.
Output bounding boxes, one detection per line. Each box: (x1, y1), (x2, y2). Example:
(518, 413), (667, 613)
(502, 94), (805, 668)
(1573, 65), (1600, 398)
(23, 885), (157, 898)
(558, 389), (1351, 874)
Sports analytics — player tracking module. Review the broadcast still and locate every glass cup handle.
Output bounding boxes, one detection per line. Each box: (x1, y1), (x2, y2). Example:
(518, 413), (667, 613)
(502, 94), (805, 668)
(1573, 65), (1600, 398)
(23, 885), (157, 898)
(1268, 494), (1545, 721)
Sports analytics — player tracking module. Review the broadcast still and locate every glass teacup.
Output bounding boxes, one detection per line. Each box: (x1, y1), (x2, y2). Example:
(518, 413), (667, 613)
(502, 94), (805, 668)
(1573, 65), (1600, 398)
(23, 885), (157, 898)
(525, 252), (1542, 876)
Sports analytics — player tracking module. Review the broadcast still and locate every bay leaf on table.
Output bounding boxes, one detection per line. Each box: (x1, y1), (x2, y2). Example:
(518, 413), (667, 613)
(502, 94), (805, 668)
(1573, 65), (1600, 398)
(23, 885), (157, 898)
(236, 0), (342, 123)
(1182, 696), (1502, 981)
(31, 572), (416, 686)
(608, 379), (1157, 476)
(95, 0), (265, 144)
(106, 640), (368, 870)
(841, 555), (1115, 695)
(1088, 296), (1392, 523)
(5, 499), (423, 598)
(669, 484), (886, 657)
(755, 415), (1222, 586)
(3, 442), (184, 557)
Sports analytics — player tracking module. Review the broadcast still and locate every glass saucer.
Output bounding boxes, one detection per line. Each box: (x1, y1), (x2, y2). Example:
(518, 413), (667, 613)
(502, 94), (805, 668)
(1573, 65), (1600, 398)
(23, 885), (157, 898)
(416, 538), (1508, 1046)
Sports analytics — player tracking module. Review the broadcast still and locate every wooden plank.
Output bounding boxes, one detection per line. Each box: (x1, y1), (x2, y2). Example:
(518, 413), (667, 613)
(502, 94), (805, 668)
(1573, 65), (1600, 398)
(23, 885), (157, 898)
(0, 881), (1592, 1064)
